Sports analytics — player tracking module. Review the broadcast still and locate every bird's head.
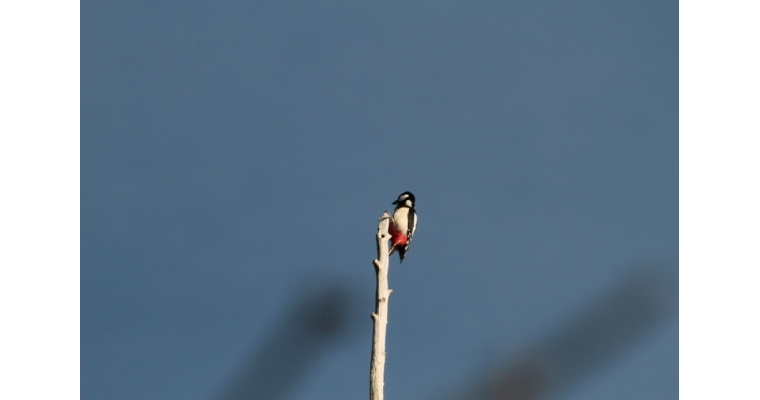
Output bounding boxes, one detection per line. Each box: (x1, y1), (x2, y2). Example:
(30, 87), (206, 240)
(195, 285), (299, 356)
(392, 191), (415, 208)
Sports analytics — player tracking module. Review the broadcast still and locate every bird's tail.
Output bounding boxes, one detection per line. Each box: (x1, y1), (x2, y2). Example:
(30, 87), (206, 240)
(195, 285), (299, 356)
(389, 245), (406, 263)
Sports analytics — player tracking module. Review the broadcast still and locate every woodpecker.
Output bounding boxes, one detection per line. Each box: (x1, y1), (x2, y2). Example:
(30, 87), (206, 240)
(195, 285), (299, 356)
(388, 191), (417, 263)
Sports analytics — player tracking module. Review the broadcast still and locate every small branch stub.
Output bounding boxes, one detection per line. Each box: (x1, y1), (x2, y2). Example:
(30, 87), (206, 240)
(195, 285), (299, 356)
(370, 212), (392, 400)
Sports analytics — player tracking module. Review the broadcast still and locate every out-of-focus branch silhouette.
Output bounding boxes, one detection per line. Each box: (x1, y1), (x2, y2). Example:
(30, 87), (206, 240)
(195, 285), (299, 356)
(445, 264), (678, 400)
(217, 282), (357, 400)
(214, 263), (676, 400)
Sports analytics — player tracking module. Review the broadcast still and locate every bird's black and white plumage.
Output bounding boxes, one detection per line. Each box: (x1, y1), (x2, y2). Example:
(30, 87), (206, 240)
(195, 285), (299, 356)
(388, 191), (417, 263)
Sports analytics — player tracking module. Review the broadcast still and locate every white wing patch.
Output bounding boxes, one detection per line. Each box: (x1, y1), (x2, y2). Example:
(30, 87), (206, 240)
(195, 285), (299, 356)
(408, 213), (417, 243)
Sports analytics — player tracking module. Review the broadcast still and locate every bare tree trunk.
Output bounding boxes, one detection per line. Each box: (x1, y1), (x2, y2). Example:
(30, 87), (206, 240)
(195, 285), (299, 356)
(370, 212), (392, 400)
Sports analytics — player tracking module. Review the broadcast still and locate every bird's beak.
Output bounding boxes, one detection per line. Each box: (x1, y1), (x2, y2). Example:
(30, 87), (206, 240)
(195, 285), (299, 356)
(392, 200), (400, 205)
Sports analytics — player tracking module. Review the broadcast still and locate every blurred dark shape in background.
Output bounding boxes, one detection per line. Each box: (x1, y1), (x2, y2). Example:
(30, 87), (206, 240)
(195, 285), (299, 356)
(446, 264), (678, 400)
(217, 282), (358, 400)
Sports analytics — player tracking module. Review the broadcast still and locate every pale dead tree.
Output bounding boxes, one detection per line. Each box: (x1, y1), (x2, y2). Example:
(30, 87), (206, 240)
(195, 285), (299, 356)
(369, 211), (392, 400)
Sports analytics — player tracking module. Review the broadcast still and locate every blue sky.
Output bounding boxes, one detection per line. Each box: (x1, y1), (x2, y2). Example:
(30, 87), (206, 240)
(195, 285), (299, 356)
(81, 1), (678, 399)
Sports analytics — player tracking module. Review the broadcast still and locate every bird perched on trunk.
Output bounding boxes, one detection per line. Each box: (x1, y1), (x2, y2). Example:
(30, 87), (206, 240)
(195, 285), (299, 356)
(388, 191), (417, 263)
